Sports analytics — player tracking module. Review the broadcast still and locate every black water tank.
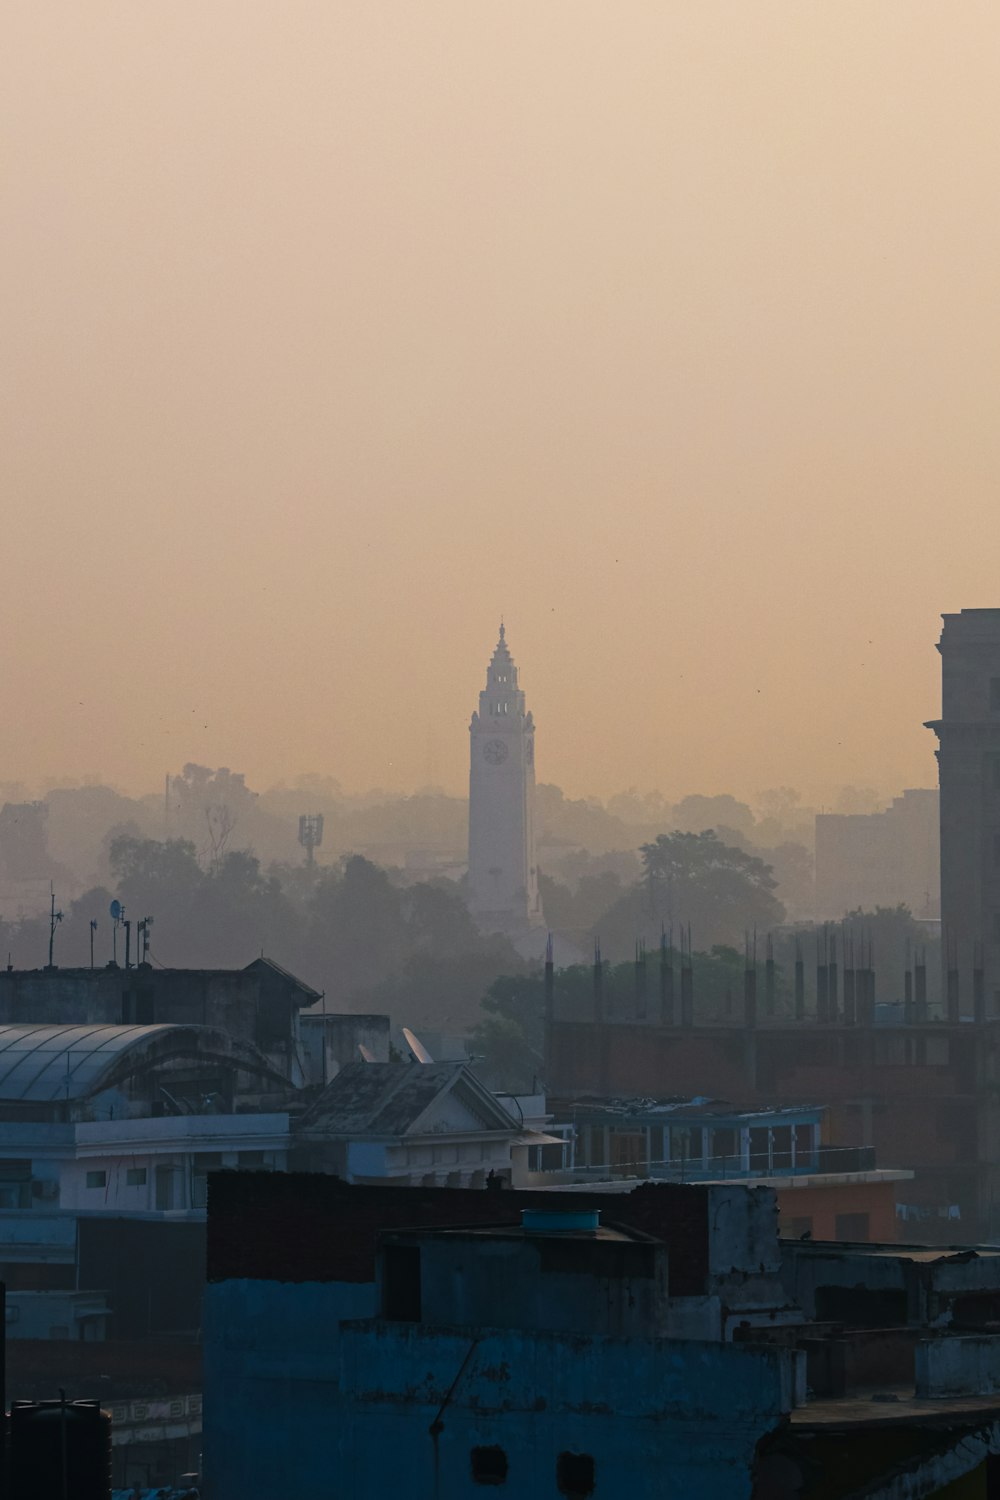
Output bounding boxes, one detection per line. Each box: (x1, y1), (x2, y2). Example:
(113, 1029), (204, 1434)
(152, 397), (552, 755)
(9, 1397), (112, 1500)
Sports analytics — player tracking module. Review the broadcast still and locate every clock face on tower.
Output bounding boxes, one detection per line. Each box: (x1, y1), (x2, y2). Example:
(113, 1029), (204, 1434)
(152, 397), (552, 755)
(482, 739), (508, 765)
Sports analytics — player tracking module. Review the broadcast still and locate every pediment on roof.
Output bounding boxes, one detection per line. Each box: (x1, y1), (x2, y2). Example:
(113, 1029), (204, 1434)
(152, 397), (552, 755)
(406, 1075), (515, 1137)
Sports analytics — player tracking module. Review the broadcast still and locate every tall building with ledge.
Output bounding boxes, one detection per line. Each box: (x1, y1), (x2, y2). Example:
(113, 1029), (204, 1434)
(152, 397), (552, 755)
(467, 625), (543, 936)
(926, 608), (1000, 1009)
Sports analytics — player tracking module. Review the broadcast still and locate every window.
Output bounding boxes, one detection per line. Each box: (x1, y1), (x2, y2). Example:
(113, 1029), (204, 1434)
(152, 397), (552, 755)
(556, 1453), (595, 1498)
(782, 1216), (813, 1240)
(749, 1127), (769, 1172)
(835, 1212), (870, 1242)
(470, 1447), (508, 1486)
(155, 1165), (177, 1210)
(382, 1245), (421, 1321)
(85, 1171), (106, 1190)
(711, 1128), (736, 1169)
(771, 1125), (793, 1170)
(125, 1168), (146, 1187)
(0, 1161), (31, 1209)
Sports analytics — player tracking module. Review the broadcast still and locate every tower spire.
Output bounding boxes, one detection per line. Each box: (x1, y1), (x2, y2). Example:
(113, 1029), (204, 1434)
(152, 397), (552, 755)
(467, 624), (542, 935)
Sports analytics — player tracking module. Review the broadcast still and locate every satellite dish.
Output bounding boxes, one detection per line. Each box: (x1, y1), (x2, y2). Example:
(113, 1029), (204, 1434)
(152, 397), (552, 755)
(357, 1044), (376, 1063)
(109, 900), (122, 921)
(402, 1027), (434, 1065)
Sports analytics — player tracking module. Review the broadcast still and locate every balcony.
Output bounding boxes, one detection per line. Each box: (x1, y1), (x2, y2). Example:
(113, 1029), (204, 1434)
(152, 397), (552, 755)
(523, 1144), (878, 1189)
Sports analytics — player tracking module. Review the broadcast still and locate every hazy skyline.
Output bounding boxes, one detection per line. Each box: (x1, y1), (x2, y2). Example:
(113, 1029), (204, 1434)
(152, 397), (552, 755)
(5, 4), (999, 802)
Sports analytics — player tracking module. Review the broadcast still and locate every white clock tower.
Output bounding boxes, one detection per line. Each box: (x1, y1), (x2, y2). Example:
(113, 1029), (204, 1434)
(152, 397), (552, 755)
(468, 624), (543, 935)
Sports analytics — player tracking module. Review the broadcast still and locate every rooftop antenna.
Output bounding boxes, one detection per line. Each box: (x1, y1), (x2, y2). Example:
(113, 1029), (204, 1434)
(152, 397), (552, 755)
(137, 916), (153, 965)
(89, 919), (97, 971)
(298, 813), (324, 868)
(109, 900), (123, 967)
(47, 886), (63, 970)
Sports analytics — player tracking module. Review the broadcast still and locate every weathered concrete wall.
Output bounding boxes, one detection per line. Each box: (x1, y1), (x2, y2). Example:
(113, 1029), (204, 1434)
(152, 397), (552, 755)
(783, 1244), (1000, 1328)
(916, 1334), (1000, 1398)
(299, 1012), (390, 1086)
(202, 1278), (375, 1495)
(781, 1244), (907, 1321)
(337, 1321), (800, 1500)
(203, 1275), (804, 1498)
(406, 1230), (669, 1339)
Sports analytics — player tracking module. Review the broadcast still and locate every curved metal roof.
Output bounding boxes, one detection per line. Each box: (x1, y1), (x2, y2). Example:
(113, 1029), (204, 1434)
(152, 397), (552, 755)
(0, 1023), (187, 1102)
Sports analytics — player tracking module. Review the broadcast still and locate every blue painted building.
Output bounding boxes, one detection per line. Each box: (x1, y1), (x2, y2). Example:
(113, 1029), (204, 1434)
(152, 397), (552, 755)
(203, 1174), (804, 1499)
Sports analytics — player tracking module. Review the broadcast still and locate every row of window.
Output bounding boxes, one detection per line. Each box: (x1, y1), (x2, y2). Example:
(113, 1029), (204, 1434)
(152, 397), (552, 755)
(472, 1447), (593, 1495)
(84, 1153), (270, 1191)
(86, 1168), (145, 1189)
(781, 1212), (870, 1242)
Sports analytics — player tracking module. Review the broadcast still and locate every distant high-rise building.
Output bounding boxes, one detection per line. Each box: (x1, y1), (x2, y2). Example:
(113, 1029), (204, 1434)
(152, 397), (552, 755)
(926, 608), (1000, 1009)
(814, 789), (939, 920)
(467, 625), (543, 935)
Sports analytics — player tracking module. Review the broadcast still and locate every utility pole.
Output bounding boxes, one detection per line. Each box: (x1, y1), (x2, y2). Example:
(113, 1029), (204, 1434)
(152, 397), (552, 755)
(47, 887), (63, 969)
(89, 920), (97, 970)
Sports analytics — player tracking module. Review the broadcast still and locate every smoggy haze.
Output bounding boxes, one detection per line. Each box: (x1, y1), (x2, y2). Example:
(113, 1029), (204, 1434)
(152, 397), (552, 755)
(4, 3), (999, 801)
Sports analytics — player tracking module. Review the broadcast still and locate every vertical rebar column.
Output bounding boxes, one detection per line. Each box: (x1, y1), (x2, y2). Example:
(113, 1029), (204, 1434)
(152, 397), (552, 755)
(794, 938), (805, 1021)
(915, 947), (928, 1023)
(974, 941), (986, 1026)
(660, 929), (675, 1027)
(593, 940), (608, 1096)
(593, 940), (604, 1026)
(816, 929), (829, 1024)
(947, 931), (960, 1025)
(828, 932), (839, 1026)
(842, 941), (856, 1027)
(634, 941), (647, 1021)
(904, 969), (914, 1026)
(765, 934), (776, 1017)
(680, 926), (694, 1028)
(744, 934), (757, 1030)
(543, 933), (554, 1085)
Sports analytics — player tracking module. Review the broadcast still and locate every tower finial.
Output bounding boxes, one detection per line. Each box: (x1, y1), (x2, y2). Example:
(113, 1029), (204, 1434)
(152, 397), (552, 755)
(498, 617), (505, 642)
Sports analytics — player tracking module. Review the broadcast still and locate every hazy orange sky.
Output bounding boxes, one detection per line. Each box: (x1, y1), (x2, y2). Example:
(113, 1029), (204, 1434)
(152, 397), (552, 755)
(4, 3), (1000, 804)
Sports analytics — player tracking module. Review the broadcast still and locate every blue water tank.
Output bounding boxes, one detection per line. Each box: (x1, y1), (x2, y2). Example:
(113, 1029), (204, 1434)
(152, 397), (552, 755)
(521, 1208), (601, 1234)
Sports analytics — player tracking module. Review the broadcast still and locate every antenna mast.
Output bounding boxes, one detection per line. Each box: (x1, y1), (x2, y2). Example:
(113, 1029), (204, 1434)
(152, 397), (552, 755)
(47, 887), (63, 970)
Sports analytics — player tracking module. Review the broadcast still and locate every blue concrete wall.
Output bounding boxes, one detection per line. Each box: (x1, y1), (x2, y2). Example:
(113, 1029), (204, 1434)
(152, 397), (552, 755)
(202, 1278), (374, 1496)
(204, 1279), (796, 1500)
(338, 1321), (794, 1500)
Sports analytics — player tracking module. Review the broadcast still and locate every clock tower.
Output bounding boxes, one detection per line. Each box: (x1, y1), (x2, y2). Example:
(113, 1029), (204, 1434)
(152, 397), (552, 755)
(468, 624), (543, 935)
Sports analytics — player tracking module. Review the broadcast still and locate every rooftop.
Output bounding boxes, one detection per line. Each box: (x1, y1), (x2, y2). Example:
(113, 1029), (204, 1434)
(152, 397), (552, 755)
(566, 1095), (823, 1122)
(0, 1022), (278, 1101)
(0, 1023), (180, 1101)
(300, 1060), (518, 1136)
